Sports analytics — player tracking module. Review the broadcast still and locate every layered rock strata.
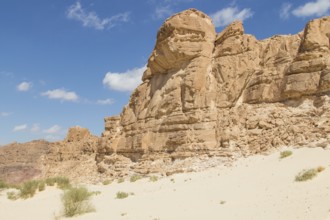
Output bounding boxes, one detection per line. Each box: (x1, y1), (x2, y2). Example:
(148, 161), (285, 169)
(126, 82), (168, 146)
(97, 9), (330, 176)
(0, 126), (100, 183)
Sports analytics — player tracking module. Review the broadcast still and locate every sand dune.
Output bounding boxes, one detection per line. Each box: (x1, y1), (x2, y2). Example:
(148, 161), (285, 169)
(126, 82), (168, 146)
(1, 147), (330, 220)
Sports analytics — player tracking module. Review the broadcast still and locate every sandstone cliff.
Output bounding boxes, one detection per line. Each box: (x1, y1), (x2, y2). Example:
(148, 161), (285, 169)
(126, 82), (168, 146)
(0, 126), (100, 183)
(97, 9), (330, 176)
(2, 9), (330, 182)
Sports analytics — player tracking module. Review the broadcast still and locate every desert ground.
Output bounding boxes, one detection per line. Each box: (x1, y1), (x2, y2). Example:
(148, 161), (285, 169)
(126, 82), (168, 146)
(1, 147), (330, 220)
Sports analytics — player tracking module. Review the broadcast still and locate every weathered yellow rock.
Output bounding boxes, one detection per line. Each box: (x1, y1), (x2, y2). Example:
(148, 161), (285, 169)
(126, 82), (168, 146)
(97, 9), (330, 177)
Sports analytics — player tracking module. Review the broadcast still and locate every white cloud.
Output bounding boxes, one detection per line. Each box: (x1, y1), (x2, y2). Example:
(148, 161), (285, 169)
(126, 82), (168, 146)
(1, 112), (12, 117)
(154, 5), (173, 19)
(43, 125), (61, 134)
(17, 82), (32, 92)
(44, 135), (62, 141)
(31, 124), (41, 133)
(210, 6), (253, 27)
(13, 124), (28, 132)
(103, 66), (146, 92)
(41, 89), (79, 102)
(280, 3), (293, 20)
(67, 2), (130, 30)
(292, 0), (330, 17)
(97, 98), (115, 105)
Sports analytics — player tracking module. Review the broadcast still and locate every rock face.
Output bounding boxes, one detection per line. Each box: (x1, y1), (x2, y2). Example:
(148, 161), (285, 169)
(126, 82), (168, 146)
(97, 9), (330, 175)
(0, 126), (100, 184)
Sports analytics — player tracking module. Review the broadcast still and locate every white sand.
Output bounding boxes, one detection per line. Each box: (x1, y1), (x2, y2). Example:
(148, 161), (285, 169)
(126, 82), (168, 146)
(1, 147), (330, 220)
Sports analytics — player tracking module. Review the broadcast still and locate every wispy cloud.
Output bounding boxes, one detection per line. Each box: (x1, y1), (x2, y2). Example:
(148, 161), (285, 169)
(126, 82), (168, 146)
(96, 98), (115, 105)
(1, 112), (12, 117)
(151, 0), (195, 20)
(280, 3), (293, 20)
(43, 125), (62, 134)
(103, 65), (146, 92)
(292, 0), (330, 17)
(41, 89), (79, 102)
(210, 6), (253, 27)
(17, 82), (32, 92)
(154, 5), (173, 19)
(66, 2), (130, 30)
(13, 124), (28, 132)
(31, 124), (41, 133)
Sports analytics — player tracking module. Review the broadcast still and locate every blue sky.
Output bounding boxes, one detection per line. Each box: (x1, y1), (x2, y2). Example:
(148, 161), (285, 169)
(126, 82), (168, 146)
(1, 0), (330, 145)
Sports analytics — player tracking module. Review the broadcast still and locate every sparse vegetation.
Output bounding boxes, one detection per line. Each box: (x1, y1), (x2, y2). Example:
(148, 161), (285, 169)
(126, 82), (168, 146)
(38, 181), (46, 191)
(0, 179), (8, 189)
(295, 168), (318, 182)
(130, 175), (142, 182)
(90, 191), (101, 196)
(317, 166), (325, 173)
(117, 178), (125, 183)
(61, 186), (95, 217)
(149, 176), (158, 182)
(45, 177), (71, 189)
(7, 191), (19, 200)
(19, 180), (39, 199)
(280, 150), (292, 159)
(102, 179), (112, 185)
(1, 176), (71, 200)
(220, 200), (226, 205)
(116, 191), (129, 199)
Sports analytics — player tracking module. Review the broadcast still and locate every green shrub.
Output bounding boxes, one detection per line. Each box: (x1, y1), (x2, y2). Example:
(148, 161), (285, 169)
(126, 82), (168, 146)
(280, 150), (292, 159)
(116, 191), (129, 199)
(295, 169), (318, 182)
(7, 191), (19, 200)
(102, 180), (112, 185)
(45, 177), (71, 189)
(317, 166), (325, 173)
(45, 177), (56, 186)
(54, 177), (71, 189)
(117, 178), (125, 184)
(90, 191), (101, 196)
(0, 180), (8, 189)
(130, 175), (141, 182)
(38, 181), (46, 191)
(19, 180), (39, 199)
(62, 187), (95, 217)
(149, 176), (158, 182)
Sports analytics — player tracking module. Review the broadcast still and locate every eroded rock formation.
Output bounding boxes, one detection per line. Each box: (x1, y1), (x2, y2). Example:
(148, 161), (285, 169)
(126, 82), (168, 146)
(97, 9), (330, 176)
(0, 126), (100, 183)
(2, 9), (330, 182)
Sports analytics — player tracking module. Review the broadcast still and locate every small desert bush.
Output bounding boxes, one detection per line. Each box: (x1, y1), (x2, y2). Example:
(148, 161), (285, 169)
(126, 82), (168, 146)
(280, 150), (292, 159)
(0, 180), (8, 189)
(116, 191), (129, 199)
(7, 191), (19, 200)
(149, 176), (158, 182)
(45, 177), (56, 186)
(117, 178), (125, 183)
(38, 181), (46, 191)
(220, 200), (226, 205)
(46, 177), (71, 189)
(317, 166), (325, 173)
(295, 169), (318, 182)
(62, 187), (95, 217)
(19, 180), (39, 199)
(130, 175), (142, 182)
(102, 179), (112, 185)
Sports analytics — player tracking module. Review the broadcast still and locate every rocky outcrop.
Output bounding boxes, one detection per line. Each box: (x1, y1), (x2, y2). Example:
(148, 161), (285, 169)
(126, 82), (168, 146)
(0, 140), (51, 184)
(2, 9), (330, 182)
(0, 127), (100, 184)
(97, 9), (330, 176)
